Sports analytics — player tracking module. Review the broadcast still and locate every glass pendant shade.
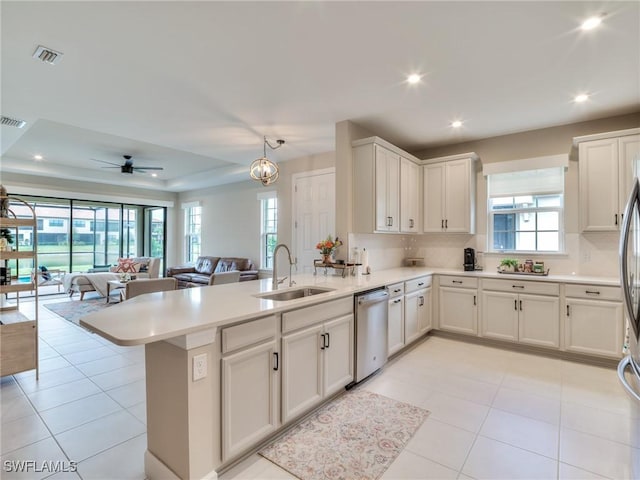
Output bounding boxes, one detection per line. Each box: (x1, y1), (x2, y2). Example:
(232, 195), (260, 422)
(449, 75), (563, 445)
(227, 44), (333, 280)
(250, 156), (279, 186)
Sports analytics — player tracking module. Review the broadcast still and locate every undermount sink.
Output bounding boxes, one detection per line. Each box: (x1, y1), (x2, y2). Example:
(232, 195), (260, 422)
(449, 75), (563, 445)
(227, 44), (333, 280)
(255, 286), (335, 301)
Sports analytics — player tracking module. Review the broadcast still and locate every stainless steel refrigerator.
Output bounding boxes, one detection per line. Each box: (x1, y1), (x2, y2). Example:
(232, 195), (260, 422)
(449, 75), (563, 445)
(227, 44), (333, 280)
(618, 176), (640, 477)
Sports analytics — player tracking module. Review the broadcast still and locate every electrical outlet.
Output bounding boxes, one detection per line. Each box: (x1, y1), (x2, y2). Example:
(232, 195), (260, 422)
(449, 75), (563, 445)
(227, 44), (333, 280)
(193, 353), (207, 381)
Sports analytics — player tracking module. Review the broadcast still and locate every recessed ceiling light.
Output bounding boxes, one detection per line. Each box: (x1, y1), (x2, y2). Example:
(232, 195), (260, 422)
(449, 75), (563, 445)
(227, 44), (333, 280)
(451, 120), (463, 128)
(33, 154), (43, 160)
(574, 93), (590, 103)
(151, 173), (157, 177)
(581, 16), (603, 30)
(407, 74), (421, 84)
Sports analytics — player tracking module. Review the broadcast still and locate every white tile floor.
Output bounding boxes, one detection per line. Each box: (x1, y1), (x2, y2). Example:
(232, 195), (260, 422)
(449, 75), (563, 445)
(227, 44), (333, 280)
(1, 295), (638, 479)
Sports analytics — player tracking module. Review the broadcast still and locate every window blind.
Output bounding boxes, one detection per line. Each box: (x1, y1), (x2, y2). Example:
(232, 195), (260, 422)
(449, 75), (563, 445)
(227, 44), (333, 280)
(487, 167), (565, 198)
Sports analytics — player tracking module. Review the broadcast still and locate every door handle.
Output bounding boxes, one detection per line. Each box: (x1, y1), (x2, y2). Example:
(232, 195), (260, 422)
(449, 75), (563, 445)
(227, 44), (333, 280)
(419, 296), (424, 307)
(320, 333), (325, 350)
(393, 299), (402, 304)
(452, 280), (463, 284)
(409, 218), (414, 228)
(515, 299), (518, 311)
(512, 285), (524, 289)
(566, 305), (570, 317)
(618, 356), (640, 402)
(473, 295), (476, 306)
(585, 290), (600, 295)
(273, 352), (279, 371)
(441, 219), (444, 229)
(325, 332), (330, 349)
(445, 219), (448, 228)
(418, 282), (424, 287)
(519, 300), (523, 311)
(615, 213), (618, 226)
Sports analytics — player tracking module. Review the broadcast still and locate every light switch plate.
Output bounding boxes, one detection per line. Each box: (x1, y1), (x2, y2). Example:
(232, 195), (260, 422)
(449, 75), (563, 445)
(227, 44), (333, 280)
(193, 353), (207, 381)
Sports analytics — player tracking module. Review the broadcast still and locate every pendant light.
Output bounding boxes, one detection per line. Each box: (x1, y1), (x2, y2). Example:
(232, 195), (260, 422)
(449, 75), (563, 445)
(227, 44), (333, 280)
(250, 136), (285, 186)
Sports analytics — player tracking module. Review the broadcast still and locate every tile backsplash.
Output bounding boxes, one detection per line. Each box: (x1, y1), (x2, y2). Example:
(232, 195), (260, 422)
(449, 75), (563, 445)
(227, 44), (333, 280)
(349, 232), (619, 278)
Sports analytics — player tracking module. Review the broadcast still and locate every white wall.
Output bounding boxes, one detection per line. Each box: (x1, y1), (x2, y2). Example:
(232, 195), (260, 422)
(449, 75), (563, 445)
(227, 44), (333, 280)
(176, 152), (335, 272)
(341, 112), (640, 277)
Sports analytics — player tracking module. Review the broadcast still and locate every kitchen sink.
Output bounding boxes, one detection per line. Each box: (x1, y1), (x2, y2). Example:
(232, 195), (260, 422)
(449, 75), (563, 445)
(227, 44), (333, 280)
(255, 286), (335, 301)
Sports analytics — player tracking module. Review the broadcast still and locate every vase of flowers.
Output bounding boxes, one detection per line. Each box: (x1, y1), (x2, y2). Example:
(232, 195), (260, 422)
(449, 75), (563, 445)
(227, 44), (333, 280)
(316, 235), (343, 264)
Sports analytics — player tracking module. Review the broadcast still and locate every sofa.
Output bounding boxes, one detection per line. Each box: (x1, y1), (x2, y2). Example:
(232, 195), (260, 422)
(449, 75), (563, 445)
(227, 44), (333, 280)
(64, 257), (161, 300)
(167, 256), (257, 288)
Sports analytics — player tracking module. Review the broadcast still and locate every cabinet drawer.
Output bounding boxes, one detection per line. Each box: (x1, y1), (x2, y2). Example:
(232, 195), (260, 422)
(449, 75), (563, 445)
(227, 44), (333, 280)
(282, 297), (352, 334)
(482, 278), (559, 296)
(439, 275), (478, 289)
(565, 284), (621, 301)
(405, 276), (431, 293)
(387, 282), (405, 298)
(222, 315), (277, 354)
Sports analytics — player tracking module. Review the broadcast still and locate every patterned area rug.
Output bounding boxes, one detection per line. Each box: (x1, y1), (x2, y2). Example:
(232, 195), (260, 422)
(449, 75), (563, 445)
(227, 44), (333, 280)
(44, 298), (113, 325)
(260, 389), (430, 480)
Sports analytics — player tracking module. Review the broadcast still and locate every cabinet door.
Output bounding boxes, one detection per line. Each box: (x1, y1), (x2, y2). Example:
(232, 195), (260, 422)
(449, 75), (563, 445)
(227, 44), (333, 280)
(444, 159), (473, 233)
(419, 287), (432, 334)
(400, 157), (420, 233)
(565, 299), (623, 358)
(619, 134), (640, 211)
(323, 314), (354, 397)
(519, 294), (560, 348)
(481, 291), (518, 342)
(404, 290), (423, 344)
(438, 287), (478, 335)
(222, 341), (278, 461)
(423, 163), (445, 232)
(579, 138), (620, 232)
(375, 146), (400, 232)
(282, 324), (323, 423)
(388, 297), (405, 355)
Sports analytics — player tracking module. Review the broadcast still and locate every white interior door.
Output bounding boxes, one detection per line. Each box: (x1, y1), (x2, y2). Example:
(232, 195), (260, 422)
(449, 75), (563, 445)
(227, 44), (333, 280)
(293, 169), (336, 274)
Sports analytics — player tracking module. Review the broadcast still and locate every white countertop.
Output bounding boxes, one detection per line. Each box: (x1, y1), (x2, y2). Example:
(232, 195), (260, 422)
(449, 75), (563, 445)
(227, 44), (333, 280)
(80, 267), (620, 346)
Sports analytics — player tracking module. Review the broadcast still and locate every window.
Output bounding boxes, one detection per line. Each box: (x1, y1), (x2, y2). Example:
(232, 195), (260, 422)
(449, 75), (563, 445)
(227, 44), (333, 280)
(260, 193), (277, 269)
(185, 205), (201, 263)
(488, 167), (565, 253)
(48, 219), (64, 227)
(73, 219), (85, 228)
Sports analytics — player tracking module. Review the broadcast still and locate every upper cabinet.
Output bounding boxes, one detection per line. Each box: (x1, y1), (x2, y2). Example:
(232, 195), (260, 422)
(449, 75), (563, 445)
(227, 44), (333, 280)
(575, 129), (640, 232)
(352, 137), (422, 234)
(422, 153), (478, 234)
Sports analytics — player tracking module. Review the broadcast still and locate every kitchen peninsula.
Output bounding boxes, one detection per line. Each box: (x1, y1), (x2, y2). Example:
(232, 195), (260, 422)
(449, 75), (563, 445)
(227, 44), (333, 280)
(81, 267), (621, 480)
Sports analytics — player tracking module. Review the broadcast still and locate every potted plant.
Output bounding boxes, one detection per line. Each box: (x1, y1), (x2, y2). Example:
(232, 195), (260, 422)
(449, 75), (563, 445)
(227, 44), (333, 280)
(499, 258), (518, 272)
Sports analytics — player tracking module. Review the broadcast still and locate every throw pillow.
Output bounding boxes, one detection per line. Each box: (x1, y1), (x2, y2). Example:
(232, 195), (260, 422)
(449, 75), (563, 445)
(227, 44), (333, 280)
(39, 265), (51, 281)
(114, 258), (141, 273)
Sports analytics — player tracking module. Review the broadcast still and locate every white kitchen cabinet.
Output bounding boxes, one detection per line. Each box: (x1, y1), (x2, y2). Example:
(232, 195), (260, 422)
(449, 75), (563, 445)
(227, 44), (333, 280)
(400, 157), (421, 233)
(221, 316), (278, 462)
(480, 279), (560, 348)
(281, 297), (354, 423)
(352, 137), (422, 234)
(387, 282), (405, 355)
(405, 288), (431, 343)
(438, 276), (478, 335)
(576, 131), (640, 232)
(423, 154), (477, 233)
(564, 284), (623, 358)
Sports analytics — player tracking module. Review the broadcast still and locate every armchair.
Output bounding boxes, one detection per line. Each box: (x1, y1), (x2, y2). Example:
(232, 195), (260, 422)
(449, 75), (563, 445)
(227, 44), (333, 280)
(31, 267), (66, 293)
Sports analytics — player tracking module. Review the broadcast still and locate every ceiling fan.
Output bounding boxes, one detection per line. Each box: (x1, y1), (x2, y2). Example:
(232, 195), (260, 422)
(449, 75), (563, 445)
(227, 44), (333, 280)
(91, 155), (164, 174)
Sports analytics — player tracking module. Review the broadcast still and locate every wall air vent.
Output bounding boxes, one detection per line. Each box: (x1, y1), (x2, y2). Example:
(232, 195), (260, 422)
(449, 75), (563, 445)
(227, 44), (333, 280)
(32, 45), (64, 65)
(1, 116), (27, 128)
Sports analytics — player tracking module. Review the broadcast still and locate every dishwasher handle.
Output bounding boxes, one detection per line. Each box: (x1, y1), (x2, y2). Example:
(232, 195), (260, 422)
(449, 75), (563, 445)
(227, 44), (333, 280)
(357, 290), (389, 305)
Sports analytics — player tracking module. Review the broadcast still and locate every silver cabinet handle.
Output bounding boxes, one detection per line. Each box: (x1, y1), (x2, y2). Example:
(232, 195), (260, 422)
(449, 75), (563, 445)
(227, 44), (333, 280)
(617, 356), (640, 402)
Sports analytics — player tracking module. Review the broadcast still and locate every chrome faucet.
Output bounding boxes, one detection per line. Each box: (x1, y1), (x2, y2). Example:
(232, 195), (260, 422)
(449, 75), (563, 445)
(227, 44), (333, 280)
(272, 244), (296, 289)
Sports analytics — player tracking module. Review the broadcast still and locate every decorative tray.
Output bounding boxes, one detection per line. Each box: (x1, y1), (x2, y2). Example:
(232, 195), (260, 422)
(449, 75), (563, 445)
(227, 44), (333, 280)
(497, 269), (550, 277)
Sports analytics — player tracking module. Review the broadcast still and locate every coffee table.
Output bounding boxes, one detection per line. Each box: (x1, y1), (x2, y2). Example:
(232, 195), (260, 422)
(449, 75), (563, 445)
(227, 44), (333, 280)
(106, 280), (127, 304)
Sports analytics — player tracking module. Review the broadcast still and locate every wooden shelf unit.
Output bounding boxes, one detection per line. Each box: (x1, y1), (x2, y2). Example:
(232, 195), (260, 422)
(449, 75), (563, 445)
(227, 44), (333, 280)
(0, 195), (38, 379)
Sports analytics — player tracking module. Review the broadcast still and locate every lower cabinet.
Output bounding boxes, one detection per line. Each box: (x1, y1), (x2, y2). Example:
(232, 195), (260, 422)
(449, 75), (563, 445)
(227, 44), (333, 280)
(282, 313), (354, 423)
(388, 295), (405, 355)
(405, 287), (432, 343)
(439, 286), (478, 335)
(221, 317), (279, 462)
(565, 297), (623, 358)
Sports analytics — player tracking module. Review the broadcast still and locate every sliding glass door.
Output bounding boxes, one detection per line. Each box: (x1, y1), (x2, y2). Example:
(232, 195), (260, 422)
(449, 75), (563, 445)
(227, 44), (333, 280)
(145, 207), (166, 274)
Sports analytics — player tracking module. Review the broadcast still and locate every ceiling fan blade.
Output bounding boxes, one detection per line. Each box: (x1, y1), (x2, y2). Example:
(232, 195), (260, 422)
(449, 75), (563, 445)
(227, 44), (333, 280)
(91, 158), (121, 167)
(100, 166), (121, 169)
(133, 166), (164, 171)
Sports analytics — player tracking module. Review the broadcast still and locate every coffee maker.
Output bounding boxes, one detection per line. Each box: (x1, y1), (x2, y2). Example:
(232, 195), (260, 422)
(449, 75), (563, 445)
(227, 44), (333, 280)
(464, 248), (475, 271)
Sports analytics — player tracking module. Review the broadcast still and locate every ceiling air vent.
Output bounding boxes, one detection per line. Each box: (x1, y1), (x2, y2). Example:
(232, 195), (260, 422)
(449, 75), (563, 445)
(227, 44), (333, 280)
(1, 116), (27, 128)
(32, 45), (64, 65)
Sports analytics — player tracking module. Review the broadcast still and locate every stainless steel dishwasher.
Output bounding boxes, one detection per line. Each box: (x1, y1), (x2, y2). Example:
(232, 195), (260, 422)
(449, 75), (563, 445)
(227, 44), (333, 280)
(354, 288), (389, 383)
